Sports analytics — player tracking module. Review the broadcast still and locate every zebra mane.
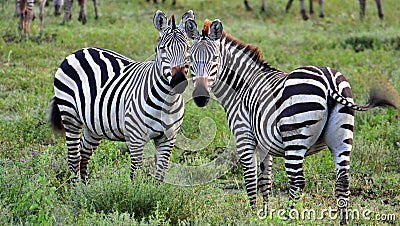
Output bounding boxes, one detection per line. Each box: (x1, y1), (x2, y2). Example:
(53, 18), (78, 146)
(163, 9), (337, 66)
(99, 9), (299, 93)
(222, 32), (277, 72)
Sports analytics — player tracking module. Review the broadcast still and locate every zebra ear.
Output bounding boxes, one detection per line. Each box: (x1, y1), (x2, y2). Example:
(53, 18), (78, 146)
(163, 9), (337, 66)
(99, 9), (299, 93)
(154, 10), (168, 34)
(179, 10), (195, 30)
(209, 19), (223, 41)
(185, 18), (200, 40)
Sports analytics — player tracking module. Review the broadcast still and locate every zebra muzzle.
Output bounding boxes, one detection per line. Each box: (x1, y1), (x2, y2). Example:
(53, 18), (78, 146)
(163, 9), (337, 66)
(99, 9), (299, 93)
(169, 66), (188, 94)
(192, 79), (210, 107)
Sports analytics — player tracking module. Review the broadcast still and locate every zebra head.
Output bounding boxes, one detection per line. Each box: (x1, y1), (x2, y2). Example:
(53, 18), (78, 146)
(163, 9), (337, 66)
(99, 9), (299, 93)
(153, 10), (194, 94)
(185, 19), (223, 107)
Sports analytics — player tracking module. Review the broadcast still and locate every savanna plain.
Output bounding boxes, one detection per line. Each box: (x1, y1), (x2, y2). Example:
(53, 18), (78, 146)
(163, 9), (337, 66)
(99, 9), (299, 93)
(0, 0), (399, 225)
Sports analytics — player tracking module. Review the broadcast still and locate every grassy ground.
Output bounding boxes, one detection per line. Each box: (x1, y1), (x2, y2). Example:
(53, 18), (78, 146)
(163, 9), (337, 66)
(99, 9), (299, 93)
(0, 0), (399, 225)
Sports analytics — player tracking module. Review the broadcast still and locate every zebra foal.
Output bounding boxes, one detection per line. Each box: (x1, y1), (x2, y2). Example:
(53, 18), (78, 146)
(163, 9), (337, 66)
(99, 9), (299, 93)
(185, 19), (398, 225)
(48, 10), (194, 183)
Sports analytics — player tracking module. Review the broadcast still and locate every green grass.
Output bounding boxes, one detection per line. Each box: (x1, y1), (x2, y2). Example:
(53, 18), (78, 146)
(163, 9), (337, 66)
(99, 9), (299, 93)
(0, 0), (399, 225)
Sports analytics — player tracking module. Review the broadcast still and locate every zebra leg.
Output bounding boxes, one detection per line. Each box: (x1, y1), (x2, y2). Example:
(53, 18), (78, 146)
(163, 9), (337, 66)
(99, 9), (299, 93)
(284, 149), (306, 207)
(359, 0), (366, 19)
(236, 135), (257, 207)
(260, 0), (265, 12)
(285, 0), (294, 12)
(309, 0), (314, 14)
(62, 117), (83, 184)
(38, 0), (46, 32)
(127, 141), (146, 180)
(258, 154), (273, 208)
(79, 129), (101, 184)
(153, 136), (176, 182)
(78, 0), (87, 24)
(299, 0), (309, 20)
(244, 0), (252, 11)
(375, 0), (384, 19)
(318, 0), (324, 18)
(324, 104), (354, 225)
(93, 0), (99, 20)
(62, 0), (73, 24)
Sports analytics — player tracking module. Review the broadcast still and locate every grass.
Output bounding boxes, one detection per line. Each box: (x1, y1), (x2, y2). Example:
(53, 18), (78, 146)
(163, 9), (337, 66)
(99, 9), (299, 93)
(0, 0), (399, 224)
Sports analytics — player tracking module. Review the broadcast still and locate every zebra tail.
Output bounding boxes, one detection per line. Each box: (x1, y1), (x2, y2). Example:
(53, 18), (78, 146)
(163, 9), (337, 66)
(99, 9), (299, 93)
(330, 87), (399, 111)
(48, 97), (65, 136)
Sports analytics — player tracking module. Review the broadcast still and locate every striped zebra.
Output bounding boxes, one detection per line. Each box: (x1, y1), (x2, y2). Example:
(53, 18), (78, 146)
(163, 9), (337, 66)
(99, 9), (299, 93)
(286, 0), (324, 20)
(48, 10), (194, 184)
(16, 0), (47, 35)
(184, 19), (397, 225)
(61, 0), (99, 25)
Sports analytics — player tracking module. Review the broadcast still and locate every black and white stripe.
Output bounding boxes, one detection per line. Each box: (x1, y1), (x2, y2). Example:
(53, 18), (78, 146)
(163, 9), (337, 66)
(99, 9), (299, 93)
(48, 10), (194, 183)
(185, 19), (397, 225)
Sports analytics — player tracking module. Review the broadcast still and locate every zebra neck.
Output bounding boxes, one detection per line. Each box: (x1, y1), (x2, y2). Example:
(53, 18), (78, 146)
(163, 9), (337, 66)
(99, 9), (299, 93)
(212, 36), (284, 108)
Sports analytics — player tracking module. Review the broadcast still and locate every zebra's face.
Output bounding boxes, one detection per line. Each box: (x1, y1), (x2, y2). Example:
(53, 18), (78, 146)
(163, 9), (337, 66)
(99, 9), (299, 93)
(154, 10), (195, 94)
(185, 19), (223, 107)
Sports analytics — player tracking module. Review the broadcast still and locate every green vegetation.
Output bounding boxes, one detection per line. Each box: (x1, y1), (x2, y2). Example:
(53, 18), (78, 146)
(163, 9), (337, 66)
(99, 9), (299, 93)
(0, 0), (399, 224)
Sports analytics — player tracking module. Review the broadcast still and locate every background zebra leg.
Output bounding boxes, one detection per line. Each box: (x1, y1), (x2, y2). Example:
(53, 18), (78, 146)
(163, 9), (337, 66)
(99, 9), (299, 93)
(318, 0), (324, 18)
(93, 0), (99, 20)
(359, 0), (366, 18)
(79, 129), (101, 184)
(284, 150), (306, 207)
(153, 137), (175, 182)
(38, 0), (46, 32)
(62, 0), (73, 24)
(78, 0), (87, 24)
(258, 154), (273, 208)
(299, 0), (309, 20)
(243, 0), (252, 11)
(309, 0), (314, 14)
(285, 0), (294, 12)
(375, 0), (384, 19)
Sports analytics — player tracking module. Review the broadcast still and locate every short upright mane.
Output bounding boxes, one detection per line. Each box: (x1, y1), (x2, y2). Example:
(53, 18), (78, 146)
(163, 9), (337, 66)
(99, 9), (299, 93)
(222, 32), (276, 72)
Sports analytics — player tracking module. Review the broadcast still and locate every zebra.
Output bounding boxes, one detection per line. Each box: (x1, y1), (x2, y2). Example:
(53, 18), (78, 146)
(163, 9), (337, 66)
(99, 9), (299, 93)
(184, 19), (398, 225)
(48, 10), (195, 184)
(146, 0), (176, 5)
(286, 0), (324, 20)
(16, 0), (47, 35)
(61, 0), (99, 25)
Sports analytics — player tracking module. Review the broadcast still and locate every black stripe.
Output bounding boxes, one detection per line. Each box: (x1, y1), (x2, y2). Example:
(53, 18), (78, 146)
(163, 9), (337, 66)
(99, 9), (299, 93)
(278, 102), (325, 121)
(279, 120), (320, 132)
(340, 124), (354, 131)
